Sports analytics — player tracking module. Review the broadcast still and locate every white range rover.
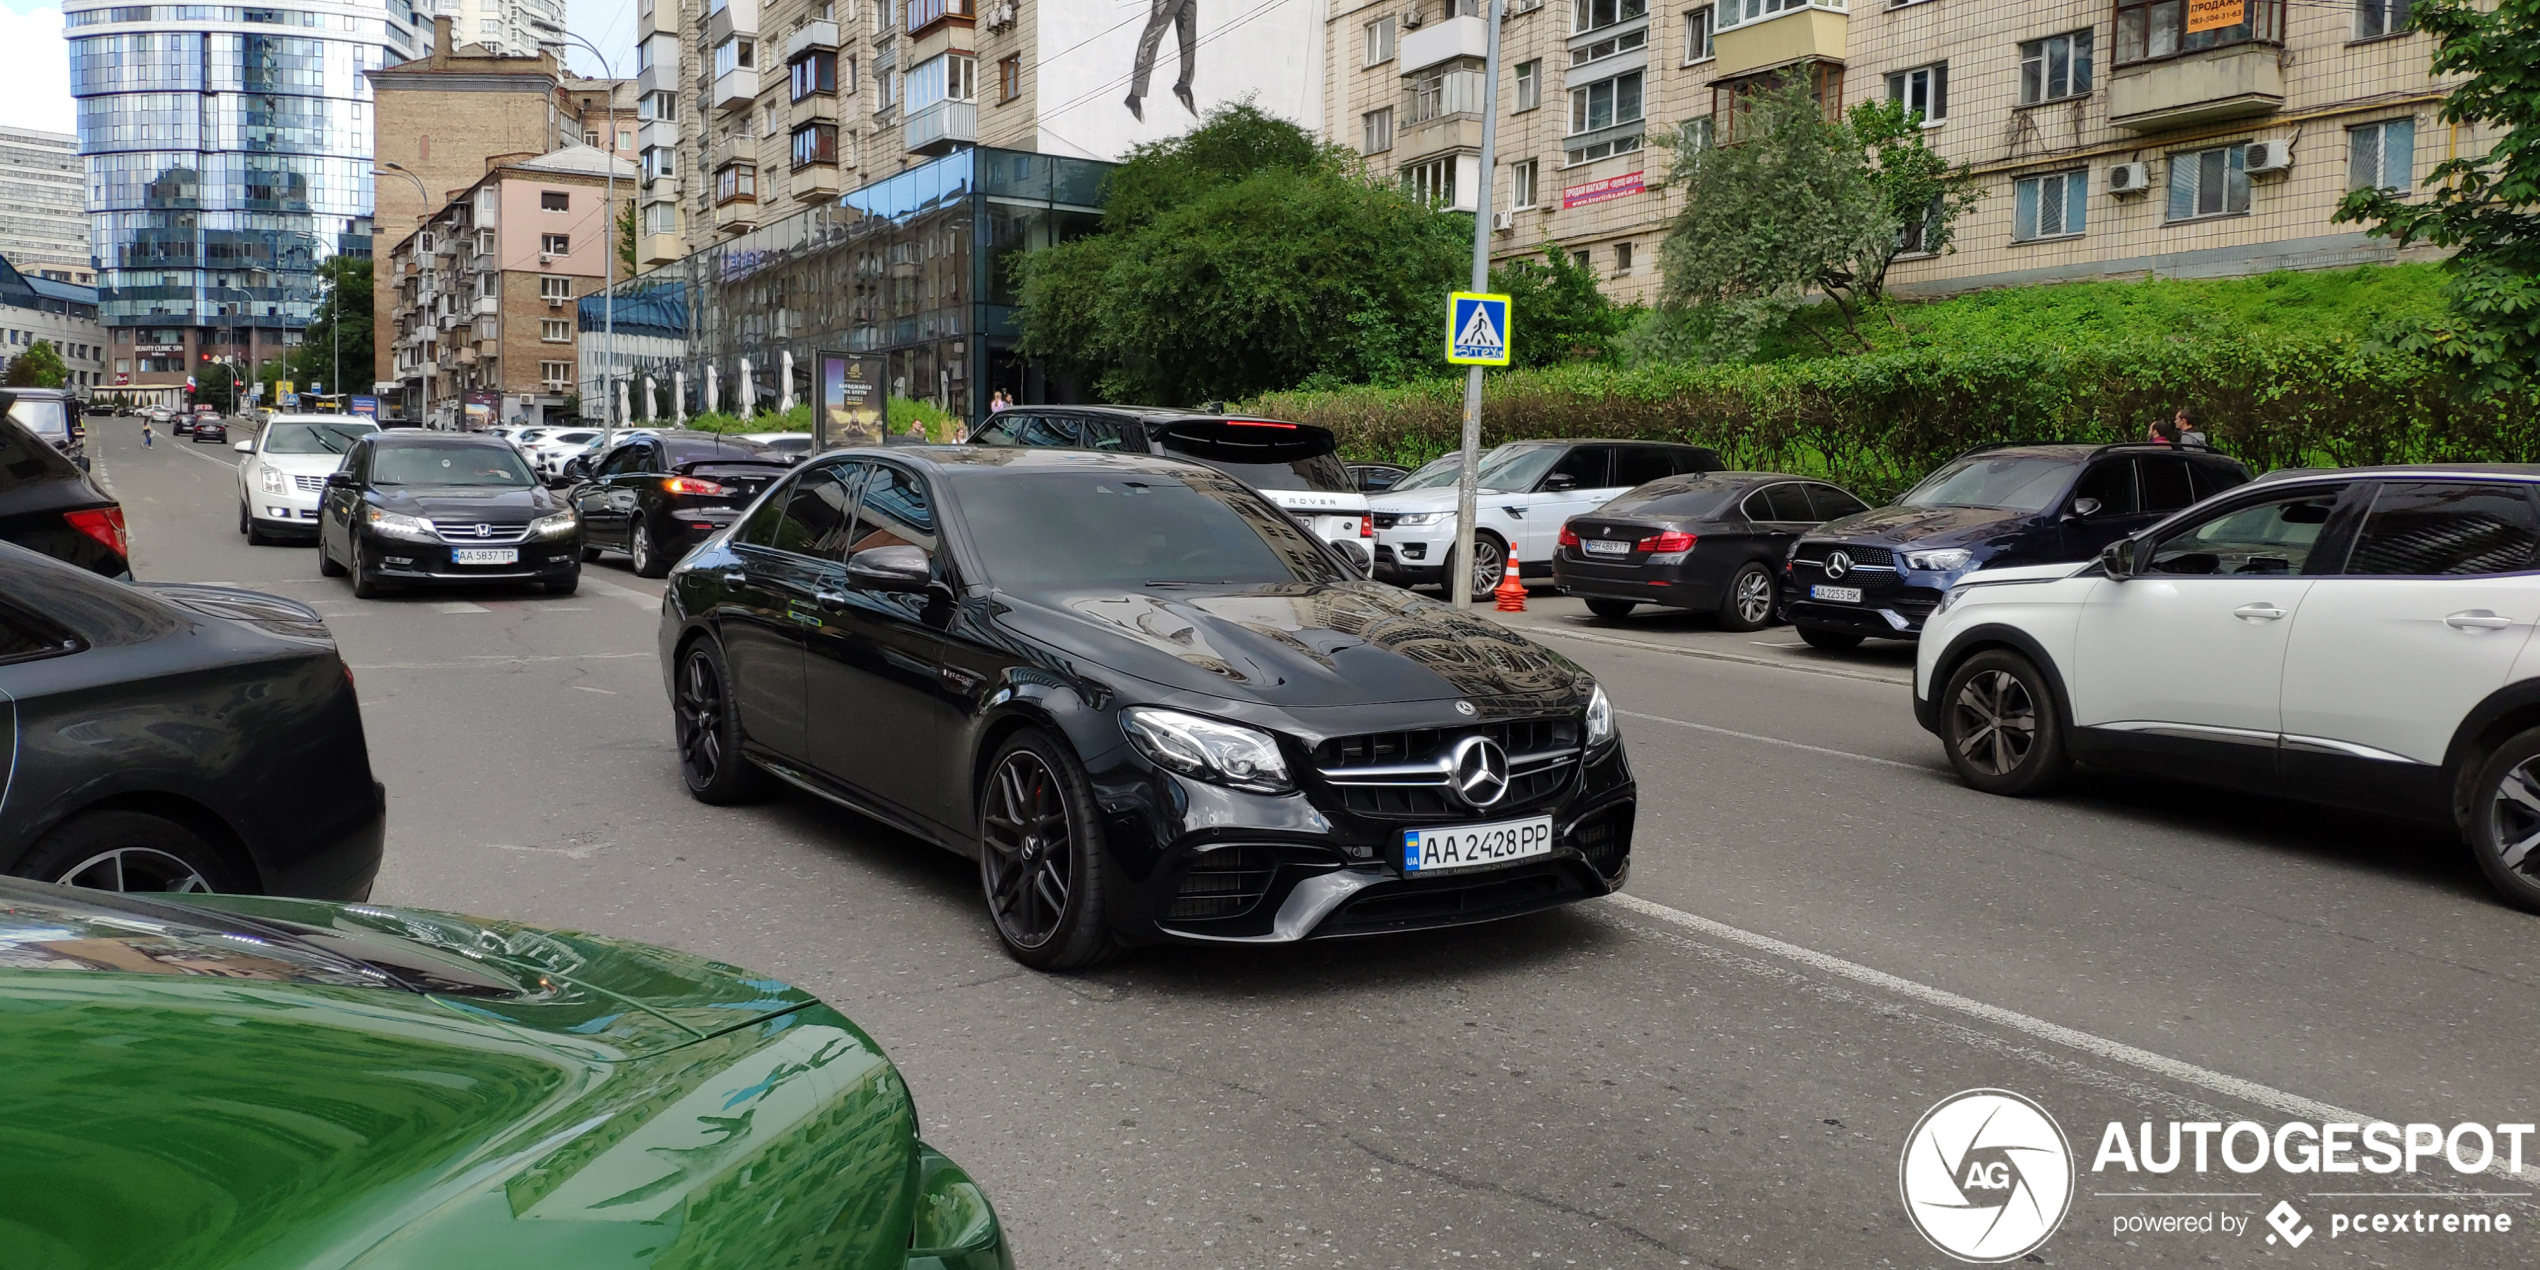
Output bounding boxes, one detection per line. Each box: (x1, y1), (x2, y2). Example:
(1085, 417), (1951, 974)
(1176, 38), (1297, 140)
(1915, 465), (2540, 912)
(234, 414), (379, 543)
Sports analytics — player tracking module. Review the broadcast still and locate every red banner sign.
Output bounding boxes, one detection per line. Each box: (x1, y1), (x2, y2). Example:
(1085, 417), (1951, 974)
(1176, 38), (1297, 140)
(1561, 171), (1646, 210)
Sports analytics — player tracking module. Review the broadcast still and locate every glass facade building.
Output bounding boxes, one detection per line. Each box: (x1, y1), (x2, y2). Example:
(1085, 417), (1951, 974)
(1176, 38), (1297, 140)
(584, 146), (1110, 425)
(65, 0), (416, 383)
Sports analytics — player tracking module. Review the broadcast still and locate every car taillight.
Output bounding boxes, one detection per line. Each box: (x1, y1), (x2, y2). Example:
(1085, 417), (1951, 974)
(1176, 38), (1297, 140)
(64, 507), (127, 558)
(663, 476), (730, 496)
(1557, 525), (1581, 549)
(1637, 530), (1696, 553)
(1359, 517), (1373, 538)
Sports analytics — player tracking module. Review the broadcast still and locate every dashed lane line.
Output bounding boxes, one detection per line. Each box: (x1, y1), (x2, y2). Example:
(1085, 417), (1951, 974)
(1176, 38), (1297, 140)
(1617, 707), (1931, 772)
(576, 574), (665, 611)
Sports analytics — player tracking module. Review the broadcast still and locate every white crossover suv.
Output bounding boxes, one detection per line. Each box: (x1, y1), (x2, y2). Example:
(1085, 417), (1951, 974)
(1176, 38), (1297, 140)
(1915, 465), (2540, 912)
(1371, 441), (1723, 594)
(234, 414), (379, 543)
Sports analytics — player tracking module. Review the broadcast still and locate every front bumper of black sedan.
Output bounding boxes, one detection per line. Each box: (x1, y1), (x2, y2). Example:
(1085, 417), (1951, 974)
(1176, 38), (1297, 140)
(1088, 741), (1636, 946)
(364, 531), (582, 583)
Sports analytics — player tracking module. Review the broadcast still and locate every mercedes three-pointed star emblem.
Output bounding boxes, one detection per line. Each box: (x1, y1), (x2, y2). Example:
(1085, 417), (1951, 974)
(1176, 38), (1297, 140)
(1448, 735), (1510, 810)
(1824, 550), (1853, 580)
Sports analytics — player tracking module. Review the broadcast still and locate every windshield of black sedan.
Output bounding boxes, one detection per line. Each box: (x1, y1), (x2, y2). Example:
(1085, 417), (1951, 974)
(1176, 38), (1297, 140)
(370, 446), (536, 487)
(263, 422), (376, 454)
(957, 470), (1347, 588)
(1897, 456), (2074, 513)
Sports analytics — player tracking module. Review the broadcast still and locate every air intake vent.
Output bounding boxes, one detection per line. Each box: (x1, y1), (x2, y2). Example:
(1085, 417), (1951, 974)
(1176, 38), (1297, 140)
(1168, 846), (1279, 921)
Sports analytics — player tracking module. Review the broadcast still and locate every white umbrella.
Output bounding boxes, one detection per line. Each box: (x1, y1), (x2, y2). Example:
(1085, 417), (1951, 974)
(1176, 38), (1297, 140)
(704, 363), (719, 415)
(778, 350), (795, 414)
(616, 380), (630, 430)
(738, 357), (755, 419)
(673, 370), (687, 424)
(643, 375), (657, 423)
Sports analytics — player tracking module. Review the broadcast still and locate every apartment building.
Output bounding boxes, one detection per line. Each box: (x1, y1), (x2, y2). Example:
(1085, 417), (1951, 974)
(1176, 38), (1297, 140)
(0, 129), (94, 287)
(0, 256), (109, 391)
(409, 0), (569, 59)
(1326, 0), (2455, 303)
(382, 144), (636, 425)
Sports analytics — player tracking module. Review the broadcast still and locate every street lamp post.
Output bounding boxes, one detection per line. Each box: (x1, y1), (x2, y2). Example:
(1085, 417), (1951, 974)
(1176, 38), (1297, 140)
(560, 32), (621, 450)
(217, 284), (257, 413)
(378, 163), (433, 423)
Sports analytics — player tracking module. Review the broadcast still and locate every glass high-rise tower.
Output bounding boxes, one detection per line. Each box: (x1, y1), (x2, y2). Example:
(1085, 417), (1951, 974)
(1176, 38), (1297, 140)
(64, 0), (418, 390)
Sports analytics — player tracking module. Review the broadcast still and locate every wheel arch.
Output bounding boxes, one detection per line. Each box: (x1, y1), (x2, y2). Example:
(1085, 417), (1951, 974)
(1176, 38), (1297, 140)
(1922, 622), (2076, 739)
(2442, 680), (2540, 832)
(22, 792), (264, 893)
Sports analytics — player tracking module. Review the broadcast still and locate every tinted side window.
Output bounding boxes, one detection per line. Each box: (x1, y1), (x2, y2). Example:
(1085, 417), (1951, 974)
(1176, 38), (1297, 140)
(1671, 447), (1725, 475)
(769, 463), (863, 559)
(2147, 488), (2345, 576)
(2344, 482), (2540, 576)
(596, 445), (645, 477)
(971, 416), (1023, 446)
(1738, 489), (1770, 522)
(1612, 445), (1675, 488)
(2072, 460), (2139, 516)
(739, 473), (797, 546)
(849, 464), (939, 569)
(1808, 484), (1869, 520)
(1546, 446), (1610, 490)
(1012, 413), (1081, 447)
(2189, 460), (2249, 502)
(1764, 483), (1814, 521)
(1080, 416), (1141, 452)
(2139, 455), (2196, 513)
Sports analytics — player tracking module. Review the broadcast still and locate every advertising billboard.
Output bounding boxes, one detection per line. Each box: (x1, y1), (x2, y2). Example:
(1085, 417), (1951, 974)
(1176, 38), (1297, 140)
(819, 352), (886, 449)
(1029, 0), (1322, 162)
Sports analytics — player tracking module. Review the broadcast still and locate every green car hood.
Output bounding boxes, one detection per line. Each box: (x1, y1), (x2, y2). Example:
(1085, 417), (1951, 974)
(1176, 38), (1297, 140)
(0, 889), (924, 1270)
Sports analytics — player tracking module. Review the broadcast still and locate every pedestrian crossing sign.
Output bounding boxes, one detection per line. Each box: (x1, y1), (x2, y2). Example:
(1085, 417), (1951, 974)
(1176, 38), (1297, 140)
(1447, 291), (1512, 366)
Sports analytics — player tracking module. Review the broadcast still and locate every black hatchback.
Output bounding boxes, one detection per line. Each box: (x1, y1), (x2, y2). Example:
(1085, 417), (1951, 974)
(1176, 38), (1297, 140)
(1782, 442), (2251, 649)
(568, 431), (791, 577)
(1555, 473), (1870, 629)
(316, 432), (582, 597)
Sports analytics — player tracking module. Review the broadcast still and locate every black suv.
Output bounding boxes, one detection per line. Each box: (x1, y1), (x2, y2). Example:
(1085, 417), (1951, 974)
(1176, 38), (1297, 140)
(1783, 442), (2251, 649)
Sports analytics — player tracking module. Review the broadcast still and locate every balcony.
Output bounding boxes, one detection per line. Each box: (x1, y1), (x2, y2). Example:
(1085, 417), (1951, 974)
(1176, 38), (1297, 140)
(1400, 14), (1487, 75)
(707, 0), (756, 46)
(713, 67), (758, 111)
(638, 231), (686, 268)
(791, 165), (844, 201)
(1711, 4), (1845, 79)
(783, 18), (837, 61)
(2108, 44), (2284, 132)
(473, 296), (500, 316)
(904, 99), (976, 155)
(639, 119), (679, 152)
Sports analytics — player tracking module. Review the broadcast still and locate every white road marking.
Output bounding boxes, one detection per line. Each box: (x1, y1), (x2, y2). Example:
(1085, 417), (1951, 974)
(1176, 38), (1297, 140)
(173, 441), (246, 472)
(1604, 892), (2364, 1125)
(1617, 707), (1929, 772)
(571, 684), (619, 695)
(434, 601), (490, 614)
(1519, 623), (1914, 686)
(577, 574), (665, 611)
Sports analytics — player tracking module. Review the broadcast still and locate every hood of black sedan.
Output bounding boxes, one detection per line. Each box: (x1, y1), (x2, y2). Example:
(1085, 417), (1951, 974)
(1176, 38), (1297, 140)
(992, 580), (1589, 708)
(1814, 502), (2030, 547)
(374, 483), (560, 520)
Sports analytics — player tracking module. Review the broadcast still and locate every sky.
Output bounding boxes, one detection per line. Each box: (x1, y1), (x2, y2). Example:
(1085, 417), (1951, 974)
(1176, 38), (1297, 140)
(0, 0), (640, 139)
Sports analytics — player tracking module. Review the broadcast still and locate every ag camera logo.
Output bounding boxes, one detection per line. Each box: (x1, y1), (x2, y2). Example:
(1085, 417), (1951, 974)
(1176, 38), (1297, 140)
(1901, 1089), (2076, 1263)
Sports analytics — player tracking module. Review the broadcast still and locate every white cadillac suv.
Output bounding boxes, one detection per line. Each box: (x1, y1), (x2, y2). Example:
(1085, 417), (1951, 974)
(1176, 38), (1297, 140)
(234, 414), (379, 543)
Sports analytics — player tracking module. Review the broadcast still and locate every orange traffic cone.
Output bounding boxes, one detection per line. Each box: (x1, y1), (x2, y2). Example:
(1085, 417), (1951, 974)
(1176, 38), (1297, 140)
(1494, 546), (1527, 612)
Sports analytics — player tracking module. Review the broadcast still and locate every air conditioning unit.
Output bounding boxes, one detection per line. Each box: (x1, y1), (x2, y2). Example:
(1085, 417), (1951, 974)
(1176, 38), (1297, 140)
(1491, 209), (1514, 231)
(2106, 161), (2152, 195)
(1400, 7), (1423, 28)
(547, 295), (565, 308)
(2245, 139), (2294, 175)
(539, 252), (556, 264)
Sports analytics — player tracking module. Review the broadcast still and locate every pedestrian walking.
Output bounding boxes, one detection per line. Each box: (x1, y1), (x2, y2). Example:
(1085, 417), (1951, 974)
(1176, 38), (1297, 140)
(141, 417), (153, 448)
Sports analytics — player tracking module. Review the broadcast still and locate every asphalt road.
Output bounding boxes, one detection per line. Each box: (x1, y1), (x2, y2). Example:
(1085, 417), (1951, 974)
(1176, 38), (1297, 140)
(87, 419), (2540, 1268)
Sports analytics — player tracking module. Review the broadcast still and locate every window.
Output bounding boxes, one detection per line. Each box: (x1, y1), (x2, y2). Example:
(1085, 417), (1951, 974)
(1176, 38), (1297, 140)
(539, 275), (573, 299)
(540, 190), (569, 211)
(2345, 482), (2540, 576)
(1404, 156), (1457, 207)
(1573, 0), (1647, 33)
(713, 36), (755, 76)
(1510, 158), (1539, 208)
(1364, 14), (1396, 65)
(2348, 117), (2415, 191)
(480, 17), (498, 33)
(715, 162), (757, 203)
(1613, 241), (1633, 273)
(540, 233), (570, 254)
(998, 53), (1020, 102)
(1713, 62), (1842, 143)
(2114, 0), (2283, 65)
(2014, 169), (2087, 240)
(536, 361), (570, 392)
(1897, 194), (1945, 253)
(644, 146), (677, 179)
(792, 121), (838, 167)
(906, 52), (974, 110)
(791, 50), (837, 100)
(2018, 30), (2093, 104)
(643, 203), (678, 235)
(1887, 62), (1946, 123)
(848, 464), (937, 570)
(1572, 25), (1647, 64)
(1684, 6), (1713, 61)
(1514, 59), (1541, 111)
(1408, 68), (1486, 124)
(583, 130), (600, 146)
(2166, 143), (2250, 220)
(645, 90), (679, 121)
(2355, 0), (2409, 39)
(2159, 487), (2341, 573)
(1715, 0), (1833, 32)
(541, 319), (571, 342)
(1361, 106), (1394, 154)
(1569, 69), (1644, 134)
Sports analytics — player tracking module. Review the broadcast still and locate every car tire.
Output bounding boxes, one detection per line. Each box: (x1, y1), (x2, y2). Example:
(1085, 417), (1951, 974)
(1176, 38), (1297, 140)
(544, 568), (580, 596)
(631, 519), (669, 579)
(2465, 729), (2540, 914)
(1796, 624), (1863, 651)
(672, 638), (768, 805)
(1451, 532), (1509, 600)
(12, 810), (240, 894)
(978, 729), (1119, 972)
(1940, 649), (2071, 797)
(580, 545), (603, 563)
(1584, 598), (1636, 621)
(317, 531), (347, 577)
(238, 502), (249, 535)
(348, 535), (383, 599)
(244, 504), (275, 547)
(1717, 562), (1778, 632)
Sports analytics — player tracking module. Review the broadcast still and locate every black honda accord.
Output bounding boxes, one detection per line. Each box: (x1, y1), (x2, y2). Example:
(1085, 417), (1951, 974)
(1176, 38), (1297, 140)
(659, 447), (1635, 969)
(316, 432), (582, 597)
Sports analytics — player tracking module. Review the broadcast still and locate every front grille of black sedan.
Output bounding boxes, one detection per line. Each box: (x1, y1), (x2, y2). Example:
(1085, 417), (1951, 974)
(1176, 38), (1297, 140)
(1312, 719), (1581, 819)
(1169, 845), (1282, 921)
(426, 519), (533, 545)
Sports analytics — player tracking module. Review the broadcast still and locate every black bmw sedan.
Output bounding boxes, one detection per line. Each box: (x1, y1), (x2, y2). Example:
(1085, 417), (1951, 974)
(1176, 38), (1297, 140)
(1553, 473), (1870, 629)
(568, 431), (791, 577)
(316, 432), (582, 597)
(659, 448), (1635, 970)
(0, 400), (127, 578)
(0, 539), (384, 898)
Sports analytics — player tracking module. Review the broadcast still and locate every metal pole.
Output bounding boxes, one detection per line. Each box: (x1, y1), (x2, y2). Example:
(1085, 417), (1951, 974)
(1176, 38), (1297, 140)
(564, 33), (619, 448)
(1450, 0), (1505, 609)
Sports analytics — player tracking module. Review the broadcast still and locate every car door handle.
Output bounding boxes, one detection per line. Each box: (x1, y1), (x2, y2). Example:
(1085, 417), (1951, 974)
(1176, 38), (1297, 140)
(2232, 603), (2289, 622)
(717, 570), (746, 586)
(2446, 609), (2516, 631)
(815, 588), (850, 610)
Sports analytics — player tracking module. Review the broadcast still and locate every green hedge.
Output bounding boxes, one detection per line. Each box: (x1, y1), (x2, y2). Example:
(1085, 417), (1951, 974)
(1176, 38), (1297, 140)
(1249, 333), (2537, 501)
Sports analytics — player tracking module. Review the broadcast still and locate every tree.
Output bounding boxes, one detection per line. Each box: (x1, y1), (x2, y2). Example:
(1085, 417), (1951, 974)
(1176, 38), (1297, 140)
(1490, 244), (1633, 367)
(1016, 103), (1471, 402)
(2334, 0), (2540, 394)
(1653, 83), (1982, 359)
(2, 339), (68, 388)
(195, 359), (240, 410)
(618, 199), (640, 279)
(286, 254), (374, 396)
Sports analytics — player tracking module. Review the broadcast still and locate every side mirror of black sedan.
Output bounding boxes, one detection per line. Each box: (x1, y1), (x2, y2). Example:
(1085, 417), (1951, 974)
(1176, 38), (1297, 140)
(324, 472), (355, 489)
(2100, 537), (2139, 579)
(847, 544), (933, 593)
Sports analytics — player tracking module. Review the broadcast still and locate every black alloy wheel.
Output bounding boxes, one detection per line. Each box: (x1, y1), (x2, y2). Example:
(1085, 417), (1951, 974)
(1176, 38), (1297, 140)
(2468, 728), (2540, 913)
(1941, 649), (2070, 796)
(1585, 598), (1636, 621)
(1797, 624), (1863, 652)
(979, 731), (1116, 971)
(631, 518), (669, 579)
(14, 811), (236, 894)
(673, 640), (766, 804)
(1717, 562), (1778, 632)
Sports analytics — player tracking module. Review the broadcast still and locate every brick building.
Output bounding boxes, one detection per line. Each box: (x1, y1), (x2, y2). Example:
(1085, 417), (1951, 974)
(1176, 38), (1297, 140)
(383, 145), (636, 426)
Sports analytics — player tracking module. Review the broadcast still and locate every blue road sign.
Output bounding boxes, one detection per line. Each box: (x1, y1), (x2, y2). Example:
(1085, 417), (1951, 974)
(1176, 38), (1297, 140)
(1447, 292), (1512, 366)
